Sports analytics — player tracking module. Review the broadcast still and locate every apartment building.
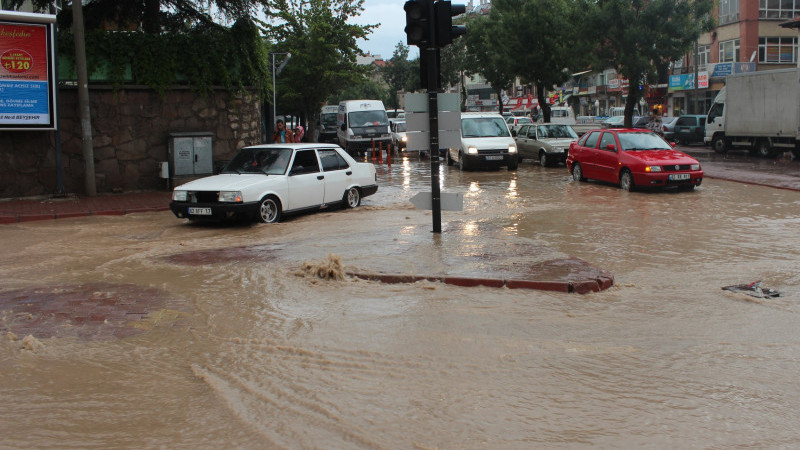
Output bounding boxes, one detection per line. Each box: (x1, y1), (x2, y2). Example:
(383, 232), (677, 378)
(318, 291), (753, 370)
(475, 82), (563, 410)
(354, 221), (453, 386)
(667, 0), (799, 117)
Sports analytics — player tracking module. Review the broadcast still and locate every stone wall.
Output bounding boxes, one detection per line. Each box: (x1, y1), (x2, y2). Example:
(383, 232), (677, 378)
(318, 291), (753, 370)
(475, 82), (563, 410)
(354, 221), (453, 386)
(0, 86), (263, 198)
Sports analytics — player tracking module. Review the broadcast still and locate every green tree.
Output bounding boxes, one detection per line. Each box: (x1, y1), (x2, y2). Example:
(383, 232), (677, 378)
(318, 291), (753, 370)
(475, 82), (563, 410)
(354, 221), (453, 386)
(592, 0), (715, 127)
(440, 36), (469, 110)
(329, 78), (390, 105)
(492, 0), (593, 122)
(381, 42), (420, 109)
(266, 0), (377, 138)
(9, 0), (258, 34)
(464, 14), (515, 114)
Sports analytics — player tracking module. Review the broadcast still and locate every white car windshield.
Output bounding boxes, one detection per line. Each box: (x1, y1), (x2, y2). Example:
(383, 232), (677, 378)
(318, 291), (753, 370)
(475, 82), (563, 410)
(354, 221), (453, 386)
(349, 111), (389, 127)
(223, 148), (293, 175)
(618, 132), (672, 151)
(462, 117), (510, 138)
(538, 125), (578, 139)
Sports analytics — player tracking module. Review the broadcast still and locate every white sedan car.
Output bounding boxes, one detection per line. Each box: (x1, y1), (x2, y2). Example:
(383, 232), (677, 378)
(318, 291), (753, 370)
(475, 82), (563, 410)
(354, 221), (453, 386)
(169, 143), (378, 223)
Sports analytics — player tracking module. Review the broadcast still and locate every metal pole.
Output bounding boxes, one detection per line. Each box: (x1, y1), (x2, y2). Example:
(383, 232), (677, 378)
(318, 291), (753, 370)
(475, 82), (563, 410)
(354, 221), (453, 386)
(50, 3), (65, 196)
(425, 47), (442, 233)
(272, 53), (276, 125)
(72, 0), (96, 196)
(693, 41), (699, 114)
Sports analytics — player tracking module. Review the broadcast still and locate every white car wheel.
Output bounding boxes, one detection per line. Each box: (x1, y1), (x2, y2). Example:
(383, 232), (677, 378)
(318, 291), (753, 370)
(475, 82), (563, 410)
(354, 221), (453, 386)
(258, 196), (281, 223)
(344, 187), (361, 208)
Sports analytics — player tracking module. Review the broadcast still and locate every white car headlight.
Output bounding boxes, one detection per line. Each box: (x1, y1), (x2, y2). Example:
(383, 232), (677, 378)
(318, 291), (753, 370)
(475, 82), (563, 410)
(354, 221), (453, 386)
(691, 164), (700, 171)
(218, 191), (243, 203)
(172, 190), (188, 201)
(508, 144), (517, 153)
(467, 146), (478, 155)
(645, 166), (662, 172)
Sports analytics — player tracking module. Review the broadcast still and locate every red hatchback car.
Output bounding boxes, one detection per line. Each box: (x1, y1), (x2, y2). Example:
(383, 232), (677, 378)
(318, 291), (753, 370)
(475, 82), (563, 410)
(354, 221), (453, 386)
(566, 128), (703, 191)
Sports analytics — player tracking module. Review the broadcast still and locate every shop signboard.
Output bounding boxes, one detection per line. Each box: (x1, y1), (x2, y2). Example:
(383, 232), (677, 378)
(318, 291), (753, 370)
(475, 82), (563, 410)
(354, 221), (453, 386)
(0, 11), (57, 130)
(709, 62), (755, 78)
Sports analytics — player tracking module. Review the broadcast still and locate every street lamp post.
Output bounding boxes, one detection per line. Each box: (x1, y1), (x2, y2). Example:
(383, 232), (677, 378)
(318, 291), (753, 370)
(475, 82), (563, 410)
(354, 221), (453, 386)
(270, 52), (291, 126)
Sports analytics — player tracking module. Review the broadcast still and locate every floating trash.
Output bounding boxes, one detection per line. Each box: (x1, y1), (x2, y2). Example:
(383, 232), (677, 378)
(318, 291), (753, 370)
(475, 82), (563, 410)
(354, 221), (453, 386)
(722, 280), (780, 299)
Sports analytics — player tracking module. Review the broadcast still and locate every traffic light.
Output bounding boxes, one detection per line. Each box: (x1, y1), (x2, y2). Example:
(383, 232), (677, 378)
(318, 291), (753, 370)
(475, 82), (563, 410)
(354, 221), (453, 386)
(434, 0), (466, 47)
(404, 0), (433, 47)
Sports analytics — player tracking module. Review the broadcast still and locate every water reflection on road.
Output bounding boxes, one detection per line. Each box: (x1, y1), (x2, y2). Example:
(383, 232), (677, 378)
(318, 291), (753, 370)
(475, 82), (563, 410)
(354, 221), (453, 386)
(2, 155), (800, 448)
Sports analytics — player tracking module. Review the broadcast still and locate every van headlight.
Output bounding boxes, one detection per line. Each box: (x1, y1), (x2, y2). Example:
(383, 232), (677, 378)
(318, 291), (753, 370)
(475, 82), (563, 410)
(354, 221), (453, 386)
(172, 190), (188, 201)
(218, 191), (243, 203)
(508, 144), (517, 154)
(467, 146), (478, 155)
(402, 135), (408, 142)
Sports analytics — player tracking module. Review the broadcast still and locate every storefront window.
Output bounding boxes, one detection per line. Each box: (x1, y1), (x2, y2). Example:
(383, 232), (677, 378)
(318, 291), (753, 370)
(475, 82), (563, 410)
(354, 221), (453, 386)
(759, 0), (800, 19)
(719, 39), (740, 63)
(759, 37), (798, 64)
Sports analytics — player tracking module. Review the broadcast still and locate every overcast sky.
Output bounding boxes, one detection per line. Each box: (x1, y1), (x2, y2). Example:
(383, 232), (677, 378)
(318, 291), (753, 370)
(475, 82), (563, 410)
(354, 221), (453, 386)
(352, 0), (420, 60)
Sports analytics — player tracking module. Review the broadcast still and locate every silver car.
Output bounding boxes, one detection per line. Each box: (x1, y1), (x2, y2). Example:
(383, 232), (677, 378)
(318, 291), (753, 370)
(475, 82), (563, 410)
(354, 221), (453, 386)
(514, 123), (578, 167)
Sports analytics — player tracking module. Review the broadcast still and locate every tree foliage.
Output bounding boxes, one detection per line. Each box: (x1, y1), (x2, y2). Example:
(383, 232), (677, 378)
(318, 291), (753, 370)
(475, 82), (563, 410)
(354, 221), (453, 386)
(265, 0), (376, 135)
(464, 14), (515, 114)
(491, 0), (593, 121)
(9, 0), (259, 34)
(440, 36), (468, 110)
(380, 42), (421, 109)
(57, 18), (270, 95)
(591, 0), (715, 126)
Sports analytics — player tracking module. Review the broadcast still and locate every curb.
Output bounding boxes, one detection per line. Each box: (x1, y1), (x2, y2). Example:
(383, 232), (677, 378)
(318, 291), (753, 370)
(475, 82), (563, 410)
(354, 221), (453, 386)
(347, 271), (614, 294)
(0, 206), (171, 224)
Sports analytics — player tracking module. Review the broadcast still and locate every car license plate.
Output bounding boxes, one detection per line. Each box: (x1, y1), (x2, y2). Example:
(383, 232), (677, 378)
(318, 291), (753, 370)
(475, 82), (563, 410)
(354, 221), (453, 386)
(188, 207), (212, 215)
(680, 127), (689, 133)
(485, 155), (503, 161)
(669, 173), (691, 181)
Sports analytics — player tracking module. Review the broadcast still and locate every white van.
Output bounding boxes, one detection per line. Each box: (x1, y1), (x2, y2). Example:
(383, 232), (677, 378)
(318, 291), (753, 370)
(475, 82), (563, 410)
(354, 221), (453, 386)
(446, 112), (518, 171)
(337, 100), (391, 155)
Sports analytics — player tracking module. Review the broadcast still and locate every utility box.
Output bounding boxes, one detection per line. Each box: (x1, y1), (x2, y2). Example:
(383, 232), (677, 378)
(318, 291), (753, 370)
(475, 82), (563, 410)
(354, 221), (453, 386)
(168, 132), (214, 177)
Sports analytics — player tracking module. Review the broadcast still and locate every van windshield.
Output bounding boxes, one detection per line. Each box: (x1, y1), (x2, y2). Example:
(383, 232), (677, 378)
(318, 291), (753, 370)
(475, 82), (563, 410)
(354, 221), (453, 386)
(461, 117), (510, 138)
(349, 111), (389, 127)
(321, 113), (337, 126)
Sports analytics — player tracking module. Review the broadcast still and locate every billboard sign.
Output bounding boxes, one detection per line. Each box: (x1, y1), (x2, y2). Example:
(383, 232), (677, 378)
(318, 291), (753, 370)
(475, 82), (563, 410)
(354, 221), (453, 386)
(0, 11), (57, 130)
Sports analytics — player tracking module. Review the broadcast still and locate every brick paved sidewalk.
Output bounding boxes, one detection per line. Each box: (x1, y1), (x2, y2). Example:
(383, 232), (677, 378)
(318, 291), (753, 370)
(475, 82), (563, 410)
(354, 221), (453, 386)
(0, 191), (171, 224)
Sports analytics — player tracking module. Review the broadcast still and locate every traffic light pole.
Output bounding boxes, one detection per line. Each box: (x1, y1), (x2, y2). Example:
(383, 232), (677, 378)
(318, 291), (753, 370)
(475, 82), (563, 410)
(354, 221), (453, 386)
(425, 47), (442, 233)
(404, 0), (465, 234)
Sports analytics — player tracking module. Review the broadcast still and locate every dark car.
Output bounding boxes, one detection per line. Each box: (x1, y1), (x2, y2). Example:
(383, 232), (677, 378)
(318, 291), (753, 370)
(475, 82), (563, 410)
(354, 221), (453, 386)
(673, 115), (706, 145)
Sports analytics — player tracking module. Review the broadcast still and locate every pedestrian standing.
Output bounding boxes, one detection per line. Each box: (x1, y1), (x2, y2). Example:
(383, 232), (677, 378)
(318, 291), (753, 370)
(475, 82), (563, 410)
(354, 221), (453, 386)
(272, 119), (296, 144)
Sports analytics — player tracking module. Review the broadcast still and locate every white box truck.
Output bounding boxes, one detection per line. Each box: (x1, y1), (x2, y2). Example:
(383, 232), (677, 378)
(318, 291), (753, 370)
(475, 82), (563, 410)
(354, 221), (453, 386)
(705, 68), (800, 158)
(337, 100), (391, 156)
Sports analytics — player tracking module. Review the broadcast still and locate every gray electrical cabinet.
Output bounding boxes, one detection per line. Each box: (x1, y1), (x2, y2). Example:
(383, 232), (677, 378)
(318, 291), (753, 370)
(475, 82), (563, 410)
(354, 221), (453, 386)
(169, 132), (214, 176)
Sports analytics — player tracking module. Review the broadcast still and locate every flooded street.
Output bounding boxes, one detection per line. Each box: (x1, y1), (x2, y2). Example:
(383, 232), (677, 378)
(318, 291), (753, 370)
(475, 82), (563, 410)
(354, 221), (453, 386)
(2, 155), (800, 448)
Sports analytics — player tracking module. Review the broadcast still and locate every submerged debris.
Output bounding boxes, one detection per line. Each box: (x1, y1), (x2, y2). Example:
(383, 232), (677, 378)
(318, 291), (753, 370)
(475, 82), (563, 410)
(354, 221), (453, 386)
(722, 281), (780, 299)
(296, 254), (346, 281)
(21, 334), (44, 352)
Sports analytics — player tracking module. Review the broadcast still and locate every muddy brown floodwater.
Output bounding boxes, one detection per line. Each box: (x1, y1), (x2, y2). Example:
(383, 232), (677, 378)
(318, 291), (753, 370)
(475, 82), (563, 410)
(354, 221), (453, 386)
(2, 156), (800, 448)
